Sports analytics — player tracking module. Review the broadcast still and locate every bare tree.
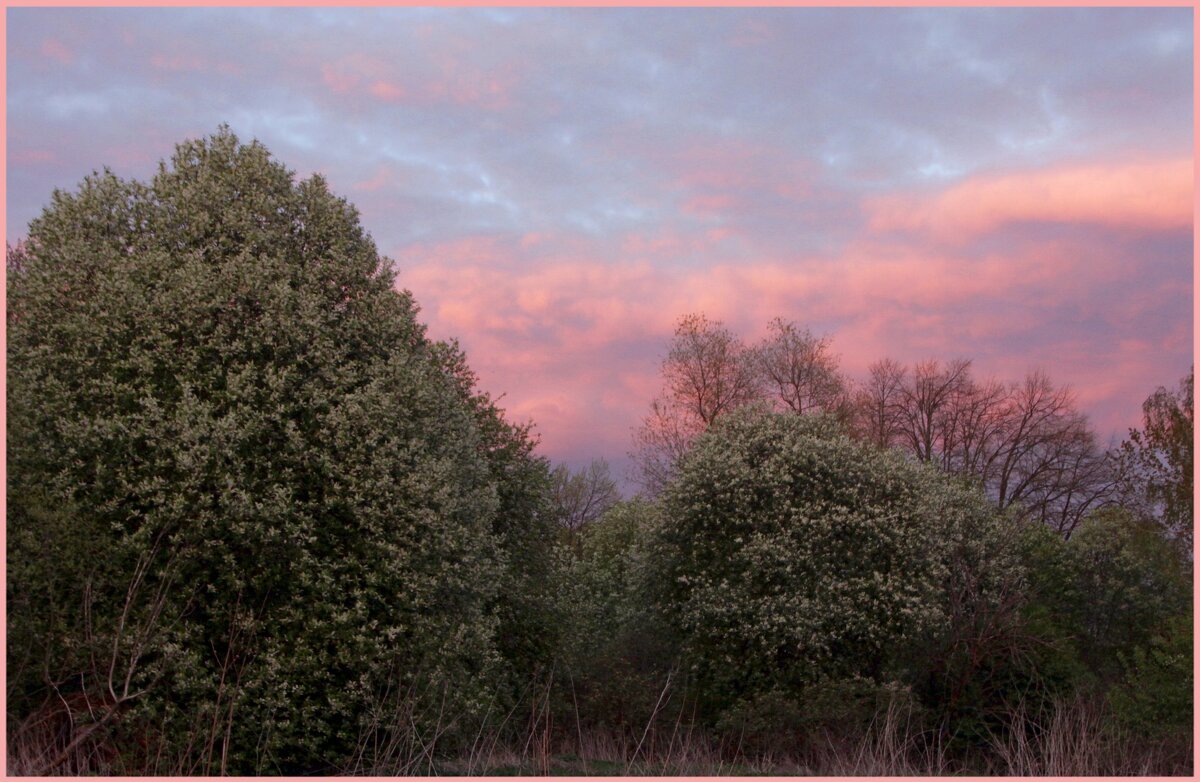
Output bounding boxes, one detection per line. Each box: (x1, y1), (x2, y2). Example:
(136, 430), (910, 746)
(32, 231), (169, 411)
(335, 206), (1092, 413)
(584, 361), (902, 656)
(855, 361), (1116, 537)
(897, 358), (973, 463)
(990, 371), (1079, 509)
(755, 318), (848, 416)
(630, 395), (707, 497)
(552, 458), (620, 530)
(1020, 426), (1117, 538)
(940, 376), (1010, 481)
(854, 358), (908, 449)
(630, 314), (761, 494)
(629, 317), (1116, 531)
(662, 313), (761, 426)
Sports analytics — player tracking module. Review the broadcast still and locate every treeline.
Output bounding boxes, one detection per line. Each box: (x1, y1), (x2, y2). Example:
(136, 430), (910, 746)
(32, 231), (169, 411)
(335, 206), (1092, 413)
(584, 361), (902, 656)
(632, 313), (1158, 540)
(558, 315), (1191, 772)
(6, 129), (1193, 775)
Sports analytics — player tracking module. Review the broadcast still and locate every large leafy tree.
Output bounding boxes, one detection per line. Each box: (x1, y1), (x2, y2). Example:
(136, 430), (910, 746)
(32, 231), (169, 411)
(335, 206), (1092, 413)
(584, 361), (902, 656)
(431, 339), (562, 690)
(7, 128), (535, 773)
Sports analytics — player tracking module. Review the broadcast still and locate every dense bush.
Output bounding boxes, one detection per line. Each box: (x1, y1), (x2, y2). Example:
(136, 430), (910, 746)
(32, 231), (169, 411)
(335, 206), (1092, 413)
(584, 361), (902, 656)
(714, 679), (921, 757)
(559, 500), (677, 734)
(7, 129), (551, 773)
(1019, 508), (1191, 683)
(1109, 614), (1192, 738)
(647, 407), (1019, 720)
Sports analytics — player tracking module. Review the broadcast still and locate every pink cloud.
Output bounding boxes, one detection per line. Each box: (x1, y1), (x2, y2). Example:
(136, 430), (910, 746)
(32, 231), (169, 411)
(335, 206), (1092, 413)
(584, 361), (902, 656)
(353, 165), (396, 192)
(867, 158), (1193, 242)
(368, 80), (406, 102)
(621, 229), (685, 258)
(10, 148), (56, 165)
(390, 220), (1185, 470)
(669, 140), (820, 198)
(321, 63), (361, 93)
(729, 19), (776, 47)
(417, 27), (524, 110)
(976, 333), (1184, 438)
(318, 50), (519, 110)
(639, 138), (835, 235)
(619, 224), (743, 262)
(149, 51), (241, 75)
(681, 193), (736, 216)
(426, 54), (519, 110)
(40, 38), (73, 65)
(320, 55), (395, 98)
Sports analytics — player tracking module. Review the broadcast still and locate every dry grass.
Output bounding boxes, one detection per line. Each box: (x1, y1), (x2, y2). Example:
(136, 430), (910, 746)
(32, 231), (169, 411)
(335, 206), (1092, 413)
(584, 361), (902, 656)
(7, 697), (120, 776)
(431, 694), (1190, 776)
(10, 693), (1193, 775)
(984, 697), (1194, 776)
(808, 698), (955, 775)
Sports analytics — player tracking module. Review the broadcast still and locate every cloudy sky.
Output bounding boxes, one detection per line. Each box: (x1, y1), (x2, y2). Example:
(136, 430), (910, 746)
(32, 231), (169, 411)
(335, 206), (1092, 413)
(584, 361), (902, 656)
(7, 8), (1193, 482)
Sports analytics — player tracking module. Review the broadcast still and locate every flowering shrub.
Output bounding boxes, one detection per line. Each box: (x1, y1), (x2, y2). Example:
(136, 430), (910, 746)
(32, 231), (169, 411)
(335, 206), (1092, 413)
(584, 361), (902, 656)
(7, 129), (526, 773)
(649, 407), (1013, 715)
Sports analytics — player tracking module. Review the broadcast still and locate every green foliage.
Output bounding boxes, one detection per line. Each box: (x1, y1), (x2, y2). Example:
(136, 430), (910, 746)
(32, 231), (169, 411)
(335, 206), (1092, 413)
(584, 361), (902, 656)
(565, 500), (659, 647)
(1004, 506), (1192, 749)
(713, 689), (805, 755)
(903, 487), (1050, 741)
(1109, 614), (1193, 738)
(1008, 522), (1093, 688)
(1062, 508), (1190, 678)
(1019, 510), (1191, 683)
(559, 500), (676, 732)
(715, 679), (919, 755)
(1119, 367), (1193, 548)
(649, 407), (1016, 717)
(9, 134), (1192, 773)
(6, 128), (548, 773)
(6, 492), (124, 712)
(432, 339), (561, 687)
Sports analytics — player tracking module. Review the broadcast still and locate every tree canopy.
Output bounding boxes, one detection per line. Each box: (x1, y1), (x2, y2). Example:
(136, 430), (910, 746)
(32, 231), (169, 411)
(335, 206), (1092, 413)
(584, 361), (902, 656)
(7, 128), (551, 773)
(647, 407), (1016, 713)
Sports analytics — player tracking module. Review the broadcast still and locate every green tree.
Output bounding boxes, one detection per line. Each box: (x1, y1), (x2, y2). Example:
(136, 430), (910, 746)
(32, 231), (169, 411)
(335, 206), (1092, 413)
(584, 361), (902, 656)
(559, 500), (676, 734)
(432, 339), (562, 692)
(647, 407), (1014, 718)
(1109, 614), (1193, 738)
(1063, 508), (1190, 678)
(1010, 504), (1191, 725)
(7, 128), (529, 773)
(1119, 367), (1193, 548)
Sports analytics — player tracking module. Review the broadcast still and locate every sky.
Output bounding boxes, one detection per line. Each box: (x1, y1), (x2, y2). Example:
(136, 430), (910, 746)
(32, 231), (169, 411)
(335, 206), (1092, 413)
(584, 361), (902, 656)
(6, 8), (1194, 485)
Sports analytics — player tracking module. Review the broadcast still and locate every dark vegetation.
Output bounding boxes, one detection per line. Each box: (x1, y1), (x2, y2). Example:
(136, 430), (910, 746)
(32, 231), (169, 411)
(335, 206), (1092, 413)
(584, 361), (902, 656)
(7, 130), (1193, 775)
